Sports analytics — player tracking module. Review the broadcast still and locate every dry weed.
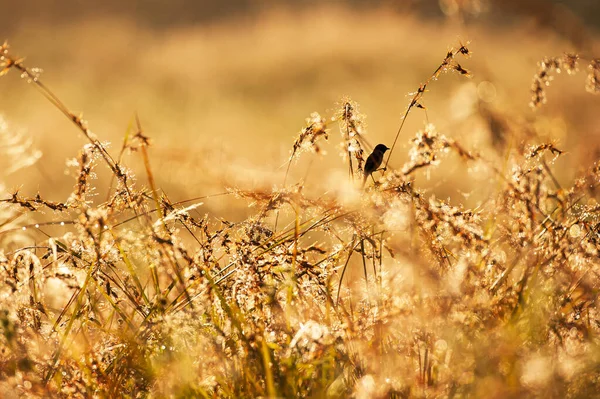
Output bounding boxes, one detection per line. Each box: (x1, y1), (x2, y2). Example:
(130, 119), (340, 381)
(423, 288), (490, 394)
(0, 39), (599, 399)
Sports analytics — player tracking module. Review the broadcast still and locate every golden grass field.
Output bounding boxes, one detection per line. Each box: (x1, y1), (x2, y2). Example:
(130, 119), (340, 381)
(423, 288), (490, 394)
(1, 2), (600, 397)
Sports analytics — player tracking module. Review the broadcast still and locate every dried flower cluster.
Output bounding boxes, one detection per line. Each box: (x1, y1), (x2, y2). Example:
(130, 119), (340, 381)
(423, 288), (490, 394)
(337, 100), (366, 181)
(1, 41), (600, 399)
(290, 112), (329, 160)
(586, 58), (600, 94)
(530, 53), (600, 108)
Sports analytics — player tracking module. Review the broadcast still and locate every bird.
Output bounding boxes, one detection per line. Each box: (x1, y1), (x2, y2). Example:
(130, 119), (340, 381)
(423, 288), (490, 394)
(362, 144), (390, 187)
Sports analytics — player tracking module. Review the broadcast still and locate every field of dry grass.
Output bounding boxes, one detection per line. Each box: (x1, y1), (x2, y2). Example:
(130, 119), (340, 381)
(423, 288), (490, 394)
(1, 3), (600, 398)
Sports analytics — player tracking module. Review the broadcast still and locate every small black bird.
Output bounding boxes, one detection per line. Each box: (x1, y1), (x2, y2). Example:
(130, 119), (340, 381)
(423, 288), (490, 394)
(362, 144), (390, 187)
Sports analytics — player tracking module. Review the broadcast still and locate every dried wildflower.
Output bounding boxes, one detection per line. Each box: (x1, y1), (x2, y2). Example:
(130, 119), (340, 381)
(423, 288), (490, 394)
(2, 191), (68, 212)
(6, 190), (36, 211)
(290, 112), (328, 161)
(585, 58), (600, 94)
(453, 63), (471, 76)
(562, 53), (579, 74)
(68, 144), (97, 205)
(337, 100), (366, 180)
(402, 124), (449, 175)
(531, 53), (583, 108)
(527, 143), (564, 159)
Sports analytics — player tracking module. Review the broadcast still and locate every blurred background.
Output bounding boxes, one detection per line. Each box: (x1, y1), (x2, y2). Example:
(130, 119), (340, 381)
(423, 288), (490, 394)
(1, 0), (600, 219)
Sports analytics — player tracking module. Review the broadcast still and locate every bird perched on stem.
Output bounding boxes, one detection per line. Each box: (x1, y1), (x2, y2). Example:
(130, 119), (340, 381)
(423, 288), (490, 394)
(362, 144), (390, 187)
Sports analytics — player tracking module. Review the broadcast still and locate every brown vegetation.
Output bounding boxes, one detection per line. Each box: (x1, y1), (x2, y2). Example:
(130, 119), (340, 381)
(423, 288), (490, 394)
(1, 6), (600, 398)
